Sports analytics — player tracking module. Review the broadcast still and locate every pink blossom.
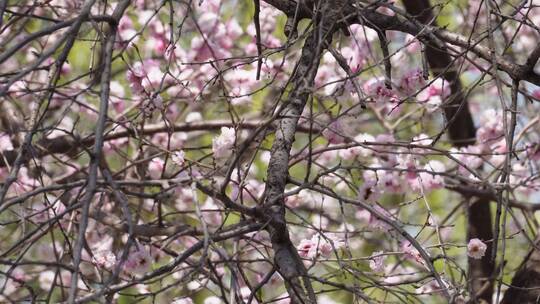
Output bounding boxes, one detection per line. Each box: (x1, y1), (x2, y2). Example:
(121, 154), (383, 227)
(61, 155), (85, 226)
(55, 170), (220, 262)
(400, 69), (425, 95)
(317, 148), (339, 165)
(174, 186), (195, 210)
(365, 78), (398, 103)
(340, 45), (366, 73)
(172, 298), (194, 304)
(322, 119), (347, 144)
(532, 89), (540, 100)
(476, 109), (504, 144)
(412, 133), (433, 147)
(149, 34), (168, 55)
(1, 268), (27, 296)
(284, 193), (302, 208)
(349, 24), (379, 42)
(212, 127), (236, 158)
(373, 134), (395, 153)
(124, 246), (152, 275)
(189, 36), (230, 62)
(358, 170), (381, 202)
(417, 78), (450, 107)
(226, 19), (243, 40)
(412, 160), (445, 192)
(172, 150), (185, 166)
(370, 204), (394, 231)
(38, 269), (84, 291)
(148, 158), (164, 179)
(197, 12), (220, 35)
(338, 146), (358, 160)
(202, 198), (222, 226)
(297, 235), (342, 259)
(117, 16), (137, 48)
(0, 133), (13, 150)
(467, 238), (487, 259)
(141, 65), (165, 91)
(224, 69), (255, 105)
(376, 5), (395, 16)
(401, 241), (424, 265)
(416, 279), (447, 295)
(369, 251), (386, 272)
(185, 112), (202, 123)
(239, 286), (259, 303)
(488, 139), (507, 166)
(526, 142), (540, 161)
(353, 133), (375, 157)
(404, 34), (421, 53)
(109, 81), (126, 114)
(398, 155), (418, 180)
(451, 145), (484, 175)
(231, 179), (263, 203)
(126, 62), (146, 93)
(204, 296), (222, 304)
(377, 170), (404, 193)
(152, 132), (187, 150)
(30, 198), (67, 225)
(92, 250), (117, 269)
(196, 0), (220, 13)
(103, 138), (129, 154)
(355, 209), (371, 225)
(141, 94), (165, 117)
(11, 167), (37, 195)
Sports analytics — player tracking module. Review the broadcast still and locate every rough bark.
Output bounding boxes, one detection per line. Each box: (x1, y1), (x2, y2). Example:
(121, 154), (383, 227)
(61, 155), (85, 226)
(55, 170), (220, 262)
(262, 1), (346, 302)
(400, 1), (494, 302)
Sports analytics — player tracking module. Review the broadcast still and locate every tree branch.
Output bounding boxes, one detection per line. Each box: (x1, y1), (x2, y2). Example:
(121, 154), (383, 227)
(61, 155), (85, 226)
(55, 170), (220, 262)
(262, 1), (348, 302)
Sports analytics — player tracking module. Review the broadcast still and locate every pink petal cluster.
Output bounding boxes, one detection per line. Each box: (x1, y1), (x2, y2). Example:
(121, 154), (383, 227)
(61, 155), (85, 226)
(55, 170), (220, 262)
(172, 298), (194, 304)
(92, 250), (117, 269)
(148, 158), (165, 179)
(413, 160), (446, 192)
(467, 238), (487, 259)
(400, 69), (426, 95)
(451, 145), (484, 175)
(416, 78), (451, 107)
(340, 44), (367, 73)
(126, 60), (165, 94)
(224, 69), (256, 105)
(212, 127), (236, 158)
(401, 241), (424, 265)
(338, 133), (374, 161)
(365, 78), (399, 104)
(297, 235), (342, 259)
(172, 150), (185, 166)
(369, 251), (386, 272)
(322, 119), (347, 144)
(476, 109), (504, 144)
(124, 246), (152, 275)
(0, 133), (14, 150)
